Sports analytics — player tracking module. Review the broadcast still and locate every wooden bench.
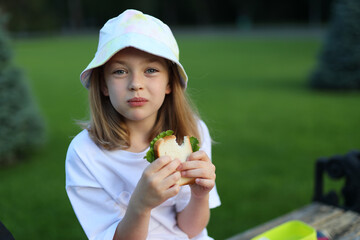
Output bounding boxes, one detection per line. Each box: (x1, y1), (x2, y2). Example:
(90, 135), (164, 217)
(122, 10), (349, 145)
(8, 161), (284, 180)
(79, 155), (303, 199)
(227, 202), (360, 240)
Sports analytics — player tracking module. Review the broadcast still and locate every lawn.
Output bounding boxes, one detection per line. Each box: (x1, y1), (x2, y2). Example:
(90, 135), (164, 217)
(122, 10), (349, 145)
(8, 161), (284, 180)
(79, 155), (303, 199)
(1, 32), (359, 239)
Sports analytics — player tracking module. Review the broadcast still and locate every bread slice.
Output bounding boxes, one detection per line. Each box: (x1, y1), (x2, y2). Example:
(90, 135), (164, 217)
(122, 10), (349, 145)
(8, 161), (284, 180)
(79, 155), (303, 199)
(154, 135), (195, 186)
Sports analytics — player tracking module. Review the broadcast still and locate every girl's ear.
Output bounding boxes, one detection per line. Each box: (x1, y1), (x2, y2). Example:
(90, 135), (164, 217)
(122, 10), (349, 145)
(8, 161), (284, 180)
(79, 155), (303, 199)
(165, 83), (171, 94)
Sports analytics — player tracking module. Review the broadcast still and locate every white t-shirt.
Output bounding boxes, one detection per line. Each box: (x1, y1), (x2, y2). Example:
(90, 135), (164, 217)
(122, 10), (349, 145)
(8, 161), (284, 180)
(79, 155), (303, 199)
(65, 120), (221, 240)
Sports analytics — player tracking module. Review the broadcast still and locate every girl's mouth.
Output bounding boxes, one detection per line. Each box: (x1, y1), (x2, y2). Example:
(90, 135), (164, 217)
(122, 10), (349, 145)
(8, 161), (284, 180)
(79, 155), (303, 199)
(128, 97), (148, 107)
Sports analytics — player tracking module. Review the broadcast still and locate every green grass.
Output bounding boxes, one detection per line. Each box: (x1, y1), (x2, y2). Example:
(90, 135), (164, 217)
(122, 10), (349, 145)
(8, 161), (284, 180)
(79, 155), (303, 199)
(1, 33), (359, 240)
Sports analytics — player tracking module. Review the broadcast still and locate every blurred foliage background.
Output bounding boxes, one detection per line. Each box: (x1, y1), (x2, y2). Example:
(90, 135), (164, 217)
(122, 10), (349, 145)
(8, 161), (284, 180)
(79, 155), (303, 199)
(1, 0), (360, 239)
(1, 0), (334, 33)
(0, 13), (45, 165)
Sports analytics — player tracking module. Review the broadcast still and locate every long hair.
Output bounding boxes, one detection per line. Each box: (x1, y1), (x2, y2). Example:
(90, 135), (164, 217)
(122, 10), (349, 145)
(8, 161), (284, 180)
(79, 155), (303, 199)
(86, 61), (200, 150)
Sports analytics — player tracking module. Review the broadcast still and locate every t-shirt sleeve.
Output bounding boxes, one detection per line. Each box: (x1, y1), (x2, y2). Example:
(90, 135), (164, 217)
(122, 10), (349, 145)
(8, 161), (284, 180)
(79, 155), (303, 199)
(65, 137), (123, 240)
(175, 120), (221, 212)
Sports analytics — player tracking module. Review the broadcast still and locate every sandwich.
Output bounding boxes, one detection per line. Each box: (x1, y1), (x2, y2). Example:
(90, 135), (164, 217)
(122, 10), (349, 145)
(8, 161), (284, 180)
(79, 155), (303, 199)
(144, 130), (200, 186)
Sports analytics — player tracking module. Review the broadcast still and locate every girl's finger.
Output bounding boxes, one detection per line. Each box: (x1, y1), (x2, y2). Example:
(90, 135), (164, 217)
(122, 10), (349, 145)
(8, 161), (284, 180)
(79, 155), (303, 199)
(148, 156), (172, 172)
(180, 160), (206, 170)
(181, 167), (216, 180)
(195, 178), (215, 189)
(157, 158), (181, 179)
(180, 160), (215, 173)
(162, 183), (181, 199)
(187, 150), (210, 162)
(142, 156), (173, 183)
(161, 171), (181, 189)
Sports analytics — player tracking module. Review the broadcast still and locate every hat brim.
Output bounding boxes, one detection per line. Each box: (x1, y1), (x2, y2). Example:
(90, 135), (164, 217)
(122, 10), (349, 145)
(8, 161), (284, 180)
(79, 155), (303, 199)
(80, 32), (188, 89)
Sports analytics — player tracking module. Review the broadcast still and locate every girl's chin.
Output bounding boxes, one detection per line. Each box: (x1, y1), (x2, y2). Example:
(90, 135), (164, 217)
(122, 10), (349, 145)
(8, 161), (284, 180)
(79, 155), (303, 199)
(124, 113), (157, 124)
(117, 107), (159, 124)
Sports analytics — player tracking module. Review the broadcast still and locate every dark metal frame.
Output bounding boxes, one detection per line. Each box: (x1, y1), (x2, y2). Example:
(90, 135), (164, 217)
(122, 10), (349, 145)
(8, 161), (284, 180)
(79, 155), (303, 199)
(313, 150), (360, 213)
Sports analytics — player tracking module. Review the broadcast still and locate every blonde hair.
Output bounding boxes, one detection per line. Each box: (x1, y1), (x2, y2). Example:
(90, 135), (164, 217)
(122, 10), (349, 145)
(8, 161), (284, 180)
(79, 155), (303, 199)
(86, 62), (200, 150)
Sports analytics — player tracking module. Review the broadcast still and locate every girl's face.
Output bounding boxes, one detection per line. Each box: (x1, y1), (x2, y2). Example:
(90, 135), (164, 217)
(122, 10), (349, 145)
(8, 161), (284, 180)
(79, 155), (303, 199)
(102, 47), (171, 126)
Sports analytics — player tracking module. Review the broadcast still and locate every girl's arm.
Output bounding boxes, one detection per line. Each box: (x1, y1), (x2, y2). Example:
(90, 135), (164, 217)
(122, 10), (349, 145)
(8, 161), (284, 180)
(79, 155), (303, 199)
(112, 201), (151, 240)
(176, 150), (216, 238)
(176, 193), (210, 238)
(113, 156), (181, 240)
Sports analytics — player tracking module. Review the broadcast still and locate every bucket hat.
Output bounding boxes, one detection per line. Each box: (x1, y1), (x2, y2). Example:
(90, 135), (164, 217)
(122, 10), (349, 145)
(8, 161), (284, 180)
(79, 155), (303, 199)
(80, 9), (188, 89)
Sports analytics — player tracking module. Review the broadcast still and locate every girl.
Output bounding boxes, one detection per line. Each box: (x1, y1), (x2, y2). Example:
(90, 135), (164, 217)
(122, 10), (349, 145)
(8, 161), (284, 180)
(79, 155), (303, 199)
(65, 9), (220, 240)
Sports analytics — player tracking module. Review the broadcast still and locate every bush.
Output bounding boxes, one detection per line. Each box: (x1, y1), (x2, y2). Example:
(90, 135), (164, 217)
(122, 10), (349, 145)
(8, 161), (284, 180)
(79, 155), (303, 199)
(0, 12), (45, 165)
(309, 0), (360, 90)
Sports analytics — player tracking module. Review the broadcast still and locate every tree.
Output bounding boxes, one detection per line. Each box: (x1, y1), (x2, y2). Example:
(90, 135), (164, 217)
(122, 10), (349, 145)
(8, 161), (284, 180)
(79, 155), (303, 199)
(310, 0), (360, 90)
(0, 11), (45, 165)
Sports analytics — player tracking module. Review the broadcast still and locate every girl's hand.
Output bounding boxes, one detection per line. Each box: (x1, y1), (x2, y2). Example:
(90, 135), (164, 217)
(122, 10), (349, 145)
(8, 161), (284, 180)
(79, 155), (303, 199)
(179, 150), (216, 199)
(130, 156), (181, 212)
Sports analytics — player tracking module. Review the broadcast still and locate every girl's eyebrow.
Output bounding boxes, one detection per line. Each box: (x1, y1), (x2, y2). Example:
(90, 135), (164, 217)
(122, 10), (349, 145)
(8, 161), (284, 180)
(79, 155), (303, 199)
(146, 58), (163, 64)
(145, 58), (168, 67)
(109, 60), (126, 65)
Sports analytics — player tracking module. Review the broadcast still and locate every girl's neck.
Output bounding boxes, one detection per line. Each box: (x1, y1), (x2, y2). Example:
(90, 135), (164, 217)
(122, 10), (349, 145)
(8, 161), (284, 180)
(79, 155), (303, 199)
(125, 120), (153, 153)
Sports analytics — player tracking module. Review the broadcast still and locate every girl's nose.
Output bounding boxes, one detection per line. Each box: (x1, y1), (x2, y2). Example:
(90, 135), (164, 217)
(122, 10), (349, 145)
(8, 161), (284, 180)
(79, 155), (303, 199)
(128, 73), (143, 91)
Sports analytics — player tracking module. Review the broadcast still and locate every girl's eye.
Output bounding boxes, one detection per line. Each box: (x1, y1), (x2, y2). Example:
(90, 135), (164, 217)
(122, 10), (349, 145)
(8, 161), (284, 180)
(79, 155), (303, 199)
(113, 69), (126, 75)
(146, 68), (158, 74)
